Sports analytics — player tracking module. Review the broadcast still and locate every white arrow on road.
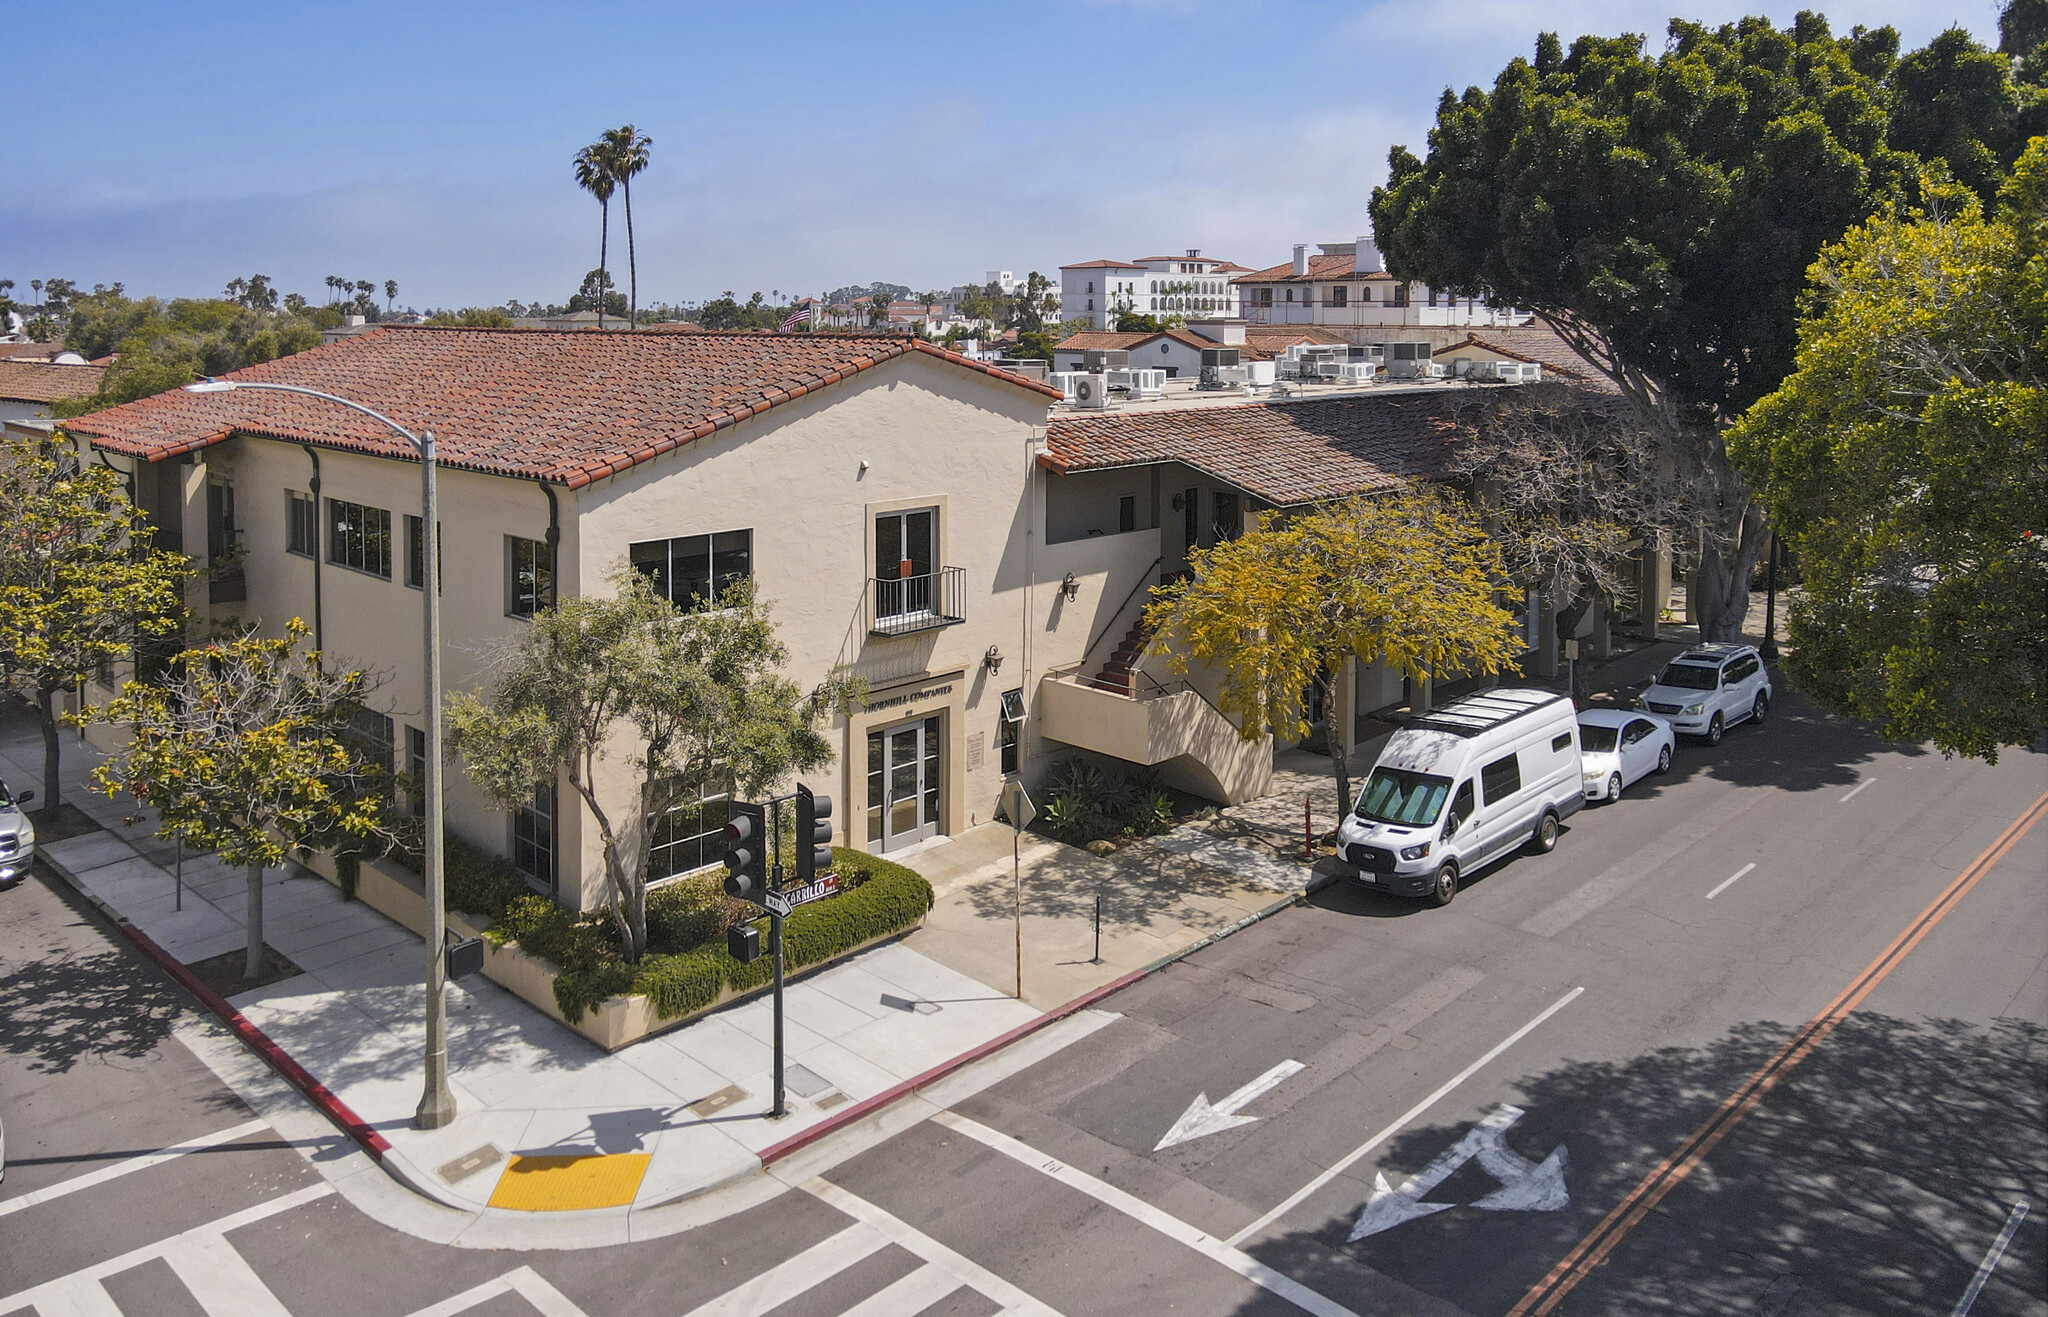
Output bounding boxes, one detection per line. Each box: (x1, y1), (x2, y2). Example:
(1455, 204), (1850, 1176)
(1348, 1104), (1569, 1241)
(1155, 1059), (1305, 1151)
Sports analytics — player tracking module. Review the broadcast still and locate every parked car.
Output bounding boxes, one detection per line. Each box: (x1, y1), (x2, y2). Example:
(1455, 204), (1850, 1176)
(1637, 643), (1772, 745)
(0, 777), (36, 886)
(1338, 687), (1584, 907)
(1577, 708), (1675, 803)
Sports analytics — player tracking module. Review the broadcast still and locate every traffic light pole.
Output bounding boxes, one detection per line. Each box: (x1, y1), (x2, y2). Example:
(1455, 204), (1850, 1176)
(724, 787), (833, 1125)
(769, 793), (787, 1120)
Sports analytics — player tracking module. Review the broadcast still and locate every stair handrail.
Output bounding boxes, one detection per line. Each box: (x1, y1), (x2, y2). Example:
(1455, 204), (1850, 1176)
(1081, 555), (1165, 670)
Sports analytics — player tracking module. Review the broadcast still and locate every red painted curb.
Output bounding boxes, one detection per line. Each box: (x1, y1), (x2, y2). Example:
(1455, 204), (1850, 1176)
(114, 917), (393, 1160)
(759, 966), (1146, 1165)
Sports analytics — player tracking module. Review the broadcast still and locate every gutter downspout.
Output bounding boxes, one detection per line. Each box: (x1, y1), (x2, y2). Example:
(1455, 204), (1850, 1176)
(93, 447), (137, 503)
(301, 445), (324, 653)
(540, 482), (561, 605)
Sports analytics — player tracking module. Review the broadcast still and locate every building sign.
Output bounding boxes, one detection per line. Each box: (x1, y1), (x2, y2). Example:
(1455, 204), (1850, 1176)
(966, 732), (985, 770)
(864, 683), (953, 714)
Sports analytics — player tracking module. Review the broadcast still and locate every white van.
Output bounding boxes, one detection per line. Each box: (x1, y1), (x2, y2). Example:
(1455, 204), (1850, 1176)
(1337, 688), (1584, 906)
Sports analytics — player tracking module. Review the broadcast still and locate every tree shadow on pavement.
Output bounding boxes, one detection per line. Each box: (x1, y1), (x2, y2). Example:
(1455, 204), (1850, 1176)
(0, 941), (185, 1076)
(1235, 1012), (2047, 1317)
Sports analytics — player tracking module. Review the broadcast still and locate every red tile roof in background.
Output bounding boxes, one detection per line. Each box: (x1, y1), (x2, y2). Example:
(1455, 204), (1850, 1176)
(0, 359), (106, 404)
(1059, 259), (1148, 270)
(61, 327), (1060, 490)
(1042, 393), (1465, 506)
(1436, 327), (1616, 391)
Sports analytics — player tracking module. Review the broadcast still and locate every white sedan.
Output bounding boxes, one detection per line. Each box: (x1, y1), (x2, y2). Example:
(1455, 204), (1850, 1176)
(1578, 708), (1675, 803)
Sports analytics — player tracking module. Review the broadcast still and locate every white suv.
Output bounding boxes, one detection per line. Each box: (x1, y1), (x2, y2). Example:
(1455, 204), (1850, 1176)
(1637, 644), (1772, 745)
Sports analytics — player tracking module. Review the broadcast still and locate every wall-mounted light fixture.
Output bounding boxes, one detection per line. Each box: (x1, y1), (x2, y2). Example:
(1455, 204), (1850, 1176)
(1171, 492), (1186, 511)
(984, 645), (1003, 674)
(1060, 572), (1080, 602)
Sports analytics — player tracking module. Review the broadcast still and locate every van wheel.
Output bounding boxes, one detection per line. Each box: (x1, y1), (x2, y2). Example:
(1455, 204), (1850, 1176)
(1706, 712), (1725, 746)
(1425, 862), (1459, 907)
(1752, 692), (1770, 725)
(1528, 810), (1561, 854)
(1606, 773), (1623, 803)
(1656, 745), (1672, 774)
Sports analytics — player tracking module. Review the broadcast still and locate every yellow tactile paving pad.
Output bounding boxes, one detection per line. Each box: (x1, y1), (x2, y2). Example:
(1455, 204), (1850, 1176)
(488, 1152), (651, 1211)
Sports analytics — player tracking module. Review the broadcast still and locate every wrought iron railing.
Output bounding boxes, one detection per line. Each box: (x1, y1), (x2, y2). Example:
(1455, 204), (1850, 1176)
(870, 566), (966, 637)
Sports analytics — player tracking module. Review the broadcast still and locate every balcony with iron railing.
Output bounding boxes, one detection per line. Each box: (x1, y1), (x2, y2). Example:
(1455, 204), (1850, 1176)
(868, 566), (967, 637)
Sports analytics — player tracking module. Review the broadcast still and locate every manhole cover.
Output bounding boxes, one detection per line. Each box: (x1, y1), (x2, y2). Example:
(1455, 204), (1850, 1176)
(437, 1144), (503, 1184)
(687, 1084), (749, 1118)
(783, 1063), (832, 1098)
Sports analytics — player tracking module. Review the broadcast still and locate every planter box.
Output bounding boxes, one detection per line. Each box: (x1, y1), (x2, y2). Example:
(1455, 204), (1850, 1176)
(305, 851), (924, 1053)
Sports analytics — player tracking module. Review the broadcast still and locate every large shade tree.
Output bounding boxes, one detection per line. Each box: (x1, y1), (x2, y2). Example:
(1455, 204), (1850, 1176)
(90, 621), (398, 983)
(1729, 143), (2048, 760)
(0, 432), (188, 816)
(446, 570), (860, 962)
(1370, 12), (2041, 640)
(1143, 486), (1526, 816)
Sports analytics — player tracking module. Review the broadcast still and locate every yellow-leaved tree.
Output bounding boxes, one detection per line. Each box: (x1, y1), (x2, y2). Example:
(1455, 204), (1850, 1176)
(1143, 484), (1526, 816)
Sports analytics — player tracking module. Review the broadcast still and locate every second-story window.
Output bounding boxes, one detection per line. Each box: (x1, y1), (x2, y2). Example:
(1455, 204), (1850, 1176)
(506, 536), (552, 617)
(405, 515), (441, 591)
(329, 498), (392, 579)
(1328, 286), (1348, 307)
(285, 490), (316, 557)
(630, 530), (753, 612)
(875, 507), (935, 620)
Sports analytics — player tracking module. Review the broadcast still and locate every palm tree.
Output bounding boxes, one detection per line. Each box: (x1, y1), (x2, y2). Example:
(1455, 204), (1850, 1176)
(573, 141), (617, 328)
(384, 279), (398, 313)
(599, 125), (652, 326)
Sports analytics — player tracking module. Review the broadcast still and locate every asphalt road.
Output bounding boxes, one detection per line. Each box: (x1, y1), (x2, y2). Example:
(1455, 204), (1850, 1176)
(3, 692), (2043, 1317)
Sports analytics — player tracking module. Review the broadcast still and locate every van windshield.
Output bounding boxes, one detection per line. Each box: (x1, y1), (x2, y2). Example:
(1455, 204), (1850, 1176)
(1577, 724), (1619, 753)
(1355, 768), (1452, 827)
(1657, 663), (1720, 690)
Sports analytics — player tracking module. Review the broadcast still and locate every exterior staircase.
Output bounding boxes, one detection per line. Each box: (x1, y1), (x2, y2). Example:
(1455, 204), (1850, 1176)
(1086, 618), (1151, 694)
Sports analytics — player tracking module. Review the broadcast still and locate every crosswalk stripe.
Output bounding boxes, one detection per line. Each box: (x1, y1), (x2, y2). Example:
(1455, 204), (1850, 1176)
(405, 1266), (592, 1317)
(0, 1184), (334, 1315)
(162, 1234), (293, 1317)
(21, 1280), (122, 1317)
(0, 1119), (272, 1219)
(803, 1179), (1065, 1317)
(679, 1224), (890, 1317)
(836, 1264), (960, 1317)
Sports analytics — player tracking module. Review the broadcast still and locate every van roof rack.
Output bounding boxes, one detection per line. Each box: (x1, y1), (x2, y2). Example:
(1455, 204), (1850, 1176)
(1408, 687), (1569, 738)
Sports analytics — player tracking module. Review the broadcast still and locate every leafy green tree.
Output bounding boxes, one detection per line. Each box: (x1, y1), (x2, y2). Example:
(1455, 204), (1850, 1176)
(54, 290), (321, 415)
(1729, 144), (2048, 760)
(573, 140), (617, 327)
(867, 291), (891, 327)
(566, 267), (627, 319)
(222, 274), (279, 312)
(0, 432), (188, 817)
(1144, 486), (1525, 814)
(1370, 15), (2037, 641)
(600, 125), (652, 325)
(89, 621), (396, 983)
(425, 307), (515, 327)
(446, 570), (860, 961)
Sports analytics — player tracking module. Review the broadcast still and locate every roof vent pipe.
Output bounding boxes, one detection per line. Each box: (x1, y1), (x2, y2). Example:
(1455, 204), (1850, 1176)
(1292, 244), (1310, 278)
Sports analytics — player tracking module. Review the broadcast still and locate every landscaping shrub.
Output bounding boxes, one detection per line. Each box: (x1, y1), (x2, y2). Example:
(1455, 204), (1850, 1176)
(629, 949), (728, 1019)
(443, 833), (531, 924)
(645, 874), (749, 952)
(1037, 757), (1188, 847)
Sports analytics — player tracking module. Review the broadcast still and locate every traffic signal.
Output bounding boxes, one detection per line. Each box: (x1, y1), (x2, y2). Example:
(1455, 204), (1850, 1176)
(722, 801), (768, 904)
(727, 922), (761, 964)
(796, 785), (833, 882)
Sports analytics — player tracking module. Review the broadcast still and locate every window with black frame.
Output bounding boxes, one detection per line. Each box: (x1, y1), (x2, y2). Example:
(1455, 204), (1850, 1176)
(285, 490), (316, 557)
(329, 498), (392, 578)
(513, 782), (556, 890)
(998, 688), (1024, 775)
(630, 530), (752, 612)
(506, 536), (552, 617)
(340, 704), (394, 776)
(646, 775), (732, 881)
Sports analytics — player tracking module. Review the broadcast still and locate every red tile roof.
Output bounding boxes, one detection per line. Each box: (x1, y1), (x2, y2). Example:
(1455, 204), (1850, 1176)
(0, 359), (106, 404)
(1042, 393), (1465, 506)
(61, 327), (1060, 490)
(1436, 327), (1615, 391)
(1232, 254), (1399, 284)
(1060, 259), (1148, 270)
(1054, 328), (1278, 361)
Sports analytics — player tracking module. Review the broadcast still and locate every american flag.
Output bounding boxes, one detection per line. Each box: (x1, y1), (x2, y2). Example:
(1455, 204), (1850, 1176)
(781, 305), (811, 331)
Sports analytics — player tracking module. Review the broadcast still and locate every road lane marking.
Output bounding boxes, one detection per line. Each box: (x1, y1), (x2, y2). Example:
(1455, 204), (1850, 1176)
(1509, 788), (2048, 1317)
(1704, 864), (1756, 900)
(405, 1266), (594, 1317)
(0, 1183), (335, 1314)
(1156, 1059), (1306, 1150)
(934, 1113), (1361, 1317)
(0, 1118), (271, 1219)
(803, 1177), (1065, 1316)
(1840, 779), (1876, 802)
(1520, 793), (1760, 936)
(1349, 1104), (1568, 1240)
(1950, 1200), (2029, 1316)
(838, 1264), (962, 1317)
(24, 1282), (121, 1317)
(1227, 985), (1585, 1247)
(677, 1223), (889, 1317)
(162, 1233), (293, 1317)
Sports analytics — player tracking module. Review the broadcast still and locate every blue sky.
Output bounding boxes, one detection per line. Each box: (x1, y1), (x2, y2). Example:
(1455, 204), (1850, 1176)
(1, 0), (2005, 311)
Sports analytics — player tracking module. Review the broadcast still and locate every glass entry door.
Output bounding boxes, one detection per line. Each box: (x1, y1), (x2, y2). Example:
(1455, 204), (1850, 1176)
(867, 714), (941, 852)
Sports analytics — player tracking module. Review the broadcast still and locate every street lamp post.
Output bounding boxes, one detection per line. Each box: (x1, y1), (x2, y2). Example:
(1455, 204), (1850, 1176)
(184, 378), (457, 1129)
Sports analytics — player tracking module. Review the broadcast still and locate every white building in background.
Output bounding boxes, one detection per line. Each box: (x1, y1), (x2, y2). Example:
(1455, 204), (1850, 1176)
(1233, 237), (1530, 332)
(1059, 250), (1245, 329)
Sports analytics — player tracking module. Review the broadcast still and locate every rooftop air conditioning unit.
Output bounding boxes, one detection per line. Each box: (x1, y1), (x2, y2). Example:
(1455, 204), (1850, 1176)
(1048, 371), (1082, 401)
(1201, 347), (1240, 369)
(1107, 368), (1165, 400)
(1082, 349), (1130, 372)
(993, 357), (1048, 381)
(1072, 373), (1113, 409)
(1387, 342), (1432, 362)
